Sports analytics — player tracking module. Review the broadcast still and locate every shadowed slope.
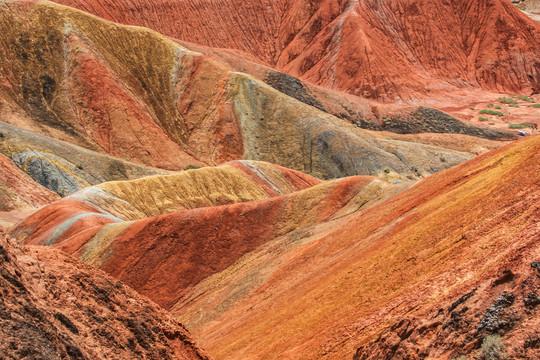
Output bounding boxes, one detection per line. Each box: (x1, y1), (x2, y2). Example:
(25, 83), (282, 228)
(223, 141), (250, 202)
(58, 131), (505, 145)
(0, 0), (512, 180)
(52, 0), (540, 101)
(0, 121), (168, 196)
(14, 161), (406, 309)
(0, 230), (211, 359)
(166, 135), (540, 359)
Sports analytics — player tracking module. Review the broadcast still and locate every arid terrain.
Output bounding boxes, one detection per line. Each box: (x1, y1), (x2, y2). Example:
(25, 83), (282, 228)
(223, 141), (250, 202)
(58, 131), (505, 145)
(0, 0), (538, 359)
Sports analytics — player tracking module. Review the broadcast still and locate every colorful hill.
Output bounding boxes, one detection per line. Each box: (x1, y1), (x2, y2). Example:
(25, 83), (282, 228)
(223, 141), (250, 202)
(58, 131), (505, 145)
(0, 153), (58, 212)
(51, 0), (540, 101)
(13, 133), (540, 358)
(165, 135), (539, 360)
(1, 1), (538, 359)
(0, 121), (168, 197)
(0, 152), (59, 228)
(14, 160), (408, 309)
(0, 0), (516, 183)
(0, 230), (211, 359)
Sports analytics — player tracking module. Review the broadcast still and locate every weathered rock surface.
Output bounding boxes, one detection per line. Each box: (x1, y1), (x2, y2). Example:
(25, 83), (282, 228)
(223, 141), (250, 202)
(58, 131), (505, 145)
(354, 264), (540, 359)
(1, 2), (538, 359)
(0, 230), (211, 359)
(0, 0), (514, 181)
(52, 0), (540, 101)
(13, 133), (540, 359)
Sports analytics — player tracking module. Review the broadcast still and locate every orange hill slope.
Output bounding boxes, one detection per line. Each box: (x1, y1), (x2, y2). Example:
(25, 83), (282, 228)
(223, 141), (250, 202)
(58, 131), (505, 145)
(0, 0), (502, 181)
(12, 134), (540, 358)
(163, 135), (539, 359)
(13, 160), (407, 309)
(0, 230), (211, 359)
(52, 0), (540, 101)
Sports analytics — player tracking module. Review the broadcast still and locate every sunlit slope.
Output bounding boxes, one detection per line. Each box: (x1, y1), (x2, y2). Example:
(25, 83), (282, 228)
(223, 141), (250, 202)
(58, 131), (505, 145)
(169, 135), (539, 359)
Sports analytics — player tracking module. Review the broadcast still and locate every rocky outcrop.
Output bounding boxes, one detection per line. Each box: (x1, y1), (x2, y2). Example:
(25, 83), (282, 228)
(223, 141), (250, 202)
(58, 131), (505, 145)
(353, 264), (540, 359)
(0, 230), (210, 359)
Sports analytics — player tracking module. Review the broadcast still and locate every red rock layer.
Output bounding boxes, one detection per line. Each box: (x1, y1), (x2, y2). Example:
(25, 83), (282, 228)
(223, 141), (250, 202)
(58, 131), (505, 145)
(14, 162), (399, 309)
(0, 230), (211, 359)
(52, 0), (540, 101)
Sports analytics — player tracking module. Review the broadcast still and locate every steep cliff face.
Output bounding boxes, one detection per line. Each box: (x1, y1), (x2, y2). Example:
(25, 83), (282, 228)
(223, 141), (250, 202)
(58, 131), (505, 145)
(52, 0), (540, 101)
(278, 0), (540, 101)
(0, 230), (211, 359)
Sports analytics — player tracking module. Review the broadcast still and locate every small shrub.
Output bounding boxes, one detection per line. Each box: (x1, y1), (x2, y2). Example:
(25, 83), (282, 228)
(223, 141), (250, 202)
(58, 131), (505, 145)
(468, 106), (475, 110)
(509, 122), (535, 129)
(489, 122), (495, 125)
(508, 103), (519, 108)
(487, 103), (494, 108)
(516, 94), (530, 101)
(479, 117), (489, 121)
(495, 105), (502, 109)
(479, 109), (503, 116)
(184, 164), (201, 170)
(498, 97), (517, 105)
(479, 335), (506, 360)
(384, 167), (390, 174)
(531, 103), (540, 108)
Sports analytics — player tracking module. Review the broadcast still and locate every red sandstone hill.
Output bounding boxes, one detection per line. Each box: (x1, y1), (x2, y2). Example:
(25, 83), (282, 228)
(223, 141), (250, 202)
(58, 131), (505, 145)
(14, 134), (540, 359)
(1, 1), (538, 359)
(14, 161), (403, 309)
(0, 230), (211, 359)
(1, 0), (509, 185)
(52, 0), (540, 101)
